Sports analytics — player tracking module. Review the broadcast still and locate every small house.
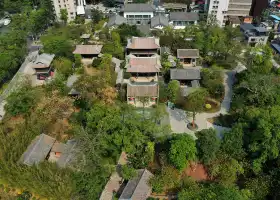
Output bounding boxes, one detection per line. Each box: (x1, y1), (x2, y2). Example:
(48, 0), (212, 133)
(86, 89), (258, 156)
(170, 68), (201, 96)
(107, 14), (127, 29)
(169, 12), (199, 29)
(119, 169), (154, 200)
(177, 49), (199, 67)
(73, 45), (103, 59)
(240, 23), (269, 46)
(31, 53), (55, 80)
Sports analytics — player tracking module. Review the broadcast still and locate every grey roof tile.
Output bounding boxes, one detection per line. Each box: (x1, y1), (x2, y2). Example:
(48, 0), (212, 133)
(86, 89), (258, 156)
(169, 12), (199, 21)
(170, 68), (201, 80)
(151, 15), (169, 28)
(123, 4), (155, 12)
(107, 14), (127, 27)
(177, 49), (199, 58)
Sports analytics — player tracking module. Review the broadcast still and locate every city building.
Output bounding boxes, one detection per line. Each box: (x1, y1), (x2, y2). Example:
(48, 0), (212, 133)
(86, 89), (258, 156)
(207, 0), (253, 26)
(240, 23), (269, 46)
(52, 0), (86, 22)
(169, 12), (199, 29)
(121, 4), (155, 25)
(150, 15), (169, 30)
(250, 0), (269, 18)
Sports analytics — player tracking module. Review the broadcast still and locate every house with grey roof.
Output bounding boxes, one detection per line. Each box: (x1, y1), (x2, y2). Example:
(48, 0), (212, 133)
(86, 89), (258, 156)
(169, 12), (199, 29)
(119, 169), (153, 200)
(20, 134), (79, 169)
(66, 74), (80, 96)
(150, 14), (169, 30)
(19, 134), (56, 166)
(122, 4), (155, 25)
(107, 14), (127, 28)
(170, 68), (201, 96)
(177, 49), (199, 67)
(31, 53), (55, 80)
(240, 23), (269, 46)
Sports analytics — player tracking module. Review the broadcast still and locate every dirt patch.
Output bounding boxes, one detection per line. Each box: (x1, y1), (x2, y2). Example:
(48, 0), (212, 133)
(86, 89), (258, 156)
(182, 162), (209, 181)
(84, 65), (100, 76)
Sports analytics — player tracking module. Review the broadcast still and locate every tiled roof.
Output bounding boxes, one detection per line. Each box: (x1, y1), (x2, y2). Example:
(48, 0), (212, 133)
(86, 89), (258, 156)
(127, 37), (160, 49)
(169, 12), (199, 21)
(127, 84), (158, 97)
(119, 169), (153, 200)
(126, 57), (161, 73)
(107, 14), (127, 27)
(170, 68), (201, 80)
(177, 49), (199, 58)
(151, 15), (169, 28)
(19, 134), (56, 166)
(32, 53), (55, 69)
(57, 140), (78, 168)
(73, 45), (103, 55)
(123, 4), (155, 12)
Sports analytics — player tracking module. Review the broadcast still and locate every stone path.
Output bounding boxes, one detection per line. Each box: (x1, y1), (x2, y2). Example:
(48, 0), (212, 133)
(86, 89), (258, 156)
(167, 70), (235, 135)
(112, 57), (124, 84)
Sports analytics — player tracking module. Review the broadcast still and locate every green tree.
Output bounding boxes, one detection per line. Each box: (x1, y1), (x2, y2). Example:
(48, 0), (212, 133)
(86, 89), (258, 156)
(5, 85), (41, 116)
(169, 134), (197, 170)
(195, 128), (220, 165)
(166, 80), (180, 103)
(185, 89), (209, 128)
(60, 9), (68, 24)
(74, 54), (82, 68)
(53, 57), (73, 77)
(121, 165), (137, 180)
(244, 176), (271, 200)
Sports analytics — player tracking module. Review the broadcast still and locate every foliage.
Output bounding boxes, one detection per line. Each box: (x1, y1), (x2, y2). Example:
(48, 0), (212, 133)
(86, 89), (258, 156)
(102, 32), (124, 59)
(201, 68), (224, 100)
(60, 9), (68, 24)
(53, 57), (73, 77)
(209, 153), (244, 186)
(166, 80), (180, 103)
(244, 175), (271, 200)
(74, 54), (82, 68)
(116, 24), (142, 46)
(129, 142), (155, 169)
(150, 166), (180, 193)
(121, 165), (136, 180)
(91, 8), (103, 24)
(5, 84), (41, 116)
(92, 57), (102, 68)
(169, 134), (196, 170)
(195, 129), (220, 165)
(17, 191), (32, 200)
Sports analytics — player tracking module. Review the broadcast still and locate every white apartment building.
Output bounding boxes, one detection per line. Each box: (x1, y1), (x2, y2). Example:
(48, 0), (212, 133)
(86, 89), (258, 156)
(207, 0), (252, 26)
(52, 0), (86, 22)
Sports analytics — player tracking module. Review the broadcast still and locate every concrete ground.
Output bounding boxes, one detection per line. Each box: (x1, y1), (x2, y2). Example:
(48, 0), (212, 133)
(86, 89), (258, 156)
(167, 70), (235, 136)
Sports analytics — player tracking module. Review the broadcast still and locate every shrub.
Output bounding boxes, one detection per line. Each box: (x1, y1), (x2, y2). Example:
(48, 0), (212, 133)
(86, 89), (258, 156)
(92, 58), (102, 68)
(205, 104), (212, 109)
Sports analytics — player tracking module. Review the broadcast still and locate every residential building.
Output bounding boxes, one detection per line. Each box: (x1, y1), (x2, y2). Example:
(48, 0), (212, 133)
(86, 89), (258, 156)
(240, 23), (269, 46)
(31, 53), (55, 80)
(19, 134), (79, 169)
(126, 37), (160, 56)
(169, 12), (199, 29)
(119, 169), (154, 200)
(177, 49), (200, 67)
(150, 15), (169, 30)
(250, 0), (269, 18)
(52, 0), (76, 21)
(163, 3), (188, 12)
(121, 4), (155, 25)
(170, 68), (201, 96)
(207, 0), (253, 26)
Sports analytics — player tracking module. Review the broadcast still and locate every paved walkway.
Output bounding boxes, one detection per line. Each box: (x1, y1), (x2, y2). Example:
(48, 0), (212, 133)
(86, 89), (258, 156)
(167, 70), (235, 135)
(112, 57), (124, 84)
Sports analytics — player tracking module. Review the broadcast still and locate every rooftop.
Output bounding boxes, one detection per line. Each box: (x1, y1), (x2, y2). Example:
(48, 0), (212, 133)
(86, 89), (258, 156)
(122, 3), (155, 12)
(151, 15), (169, 28)
(126, 57), (161, 73)
(119, 169), (153, 200)
(19, 134), (56, 166)
(127, 84), (158, 97)
(127, 37), (160, 49)
(107, 14), (127, 27)
(73, 45), (103, 55)
(57, 140), (78, 168)
(32, 53), (55, 69)
(169, 12), (199, 21)
(170, 68), (201, 80)
(177, 49), (199, 58)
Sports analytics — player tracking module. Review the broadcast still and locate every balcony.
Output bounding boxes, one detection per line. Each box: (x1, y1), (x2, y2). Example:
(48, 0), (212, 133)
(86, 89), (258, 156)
(130, 75), (158, 83)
